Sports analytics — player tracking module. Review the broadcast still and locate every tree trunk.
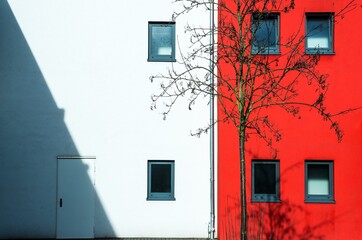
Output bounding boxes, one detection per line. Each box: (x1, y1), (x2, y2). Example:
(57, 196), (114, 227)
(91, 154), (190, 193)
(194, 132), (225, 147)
(240, 131), (247, 240)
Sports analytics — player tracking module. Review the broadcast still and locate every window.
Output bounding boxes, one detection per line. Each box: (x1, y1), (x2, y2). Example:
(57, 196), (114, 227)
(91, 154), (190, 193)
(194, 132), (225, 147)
(147, 160), (175, 200)
(148, 22), (176, 62)
(305, 13), (334, 54)
(252, 13), (280, 54)
(305, 161), (335, 203)
(252, 160), (280, 202)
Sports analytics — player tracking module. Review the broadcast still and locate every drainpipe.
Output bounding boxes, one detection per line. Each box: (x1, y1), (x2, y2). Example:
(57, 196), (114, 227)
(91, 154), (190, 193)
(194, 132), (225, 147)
(209, 0), (215, 239)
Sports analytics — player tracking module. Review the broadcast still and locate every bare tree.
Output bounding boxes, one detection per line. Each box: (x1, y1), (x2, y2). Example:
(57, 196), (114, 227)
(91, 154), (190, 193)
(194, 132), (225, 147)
(150, 0), (360, 239)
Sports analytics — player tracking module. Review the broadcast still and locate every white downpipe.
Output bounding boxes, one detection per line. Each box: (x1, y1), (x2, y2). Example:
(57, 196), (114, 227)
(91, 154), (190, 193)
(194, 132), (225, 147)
(209, 0), (216, 239)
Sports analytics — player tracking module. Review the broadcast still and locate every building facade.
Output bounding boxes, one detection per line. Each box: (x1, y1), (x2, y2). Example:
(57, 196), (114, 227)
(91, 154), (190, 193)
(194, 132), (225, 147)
(217, 0), (362, 239)
(2, 0), (362, 239)
(0, 0), (211, 238)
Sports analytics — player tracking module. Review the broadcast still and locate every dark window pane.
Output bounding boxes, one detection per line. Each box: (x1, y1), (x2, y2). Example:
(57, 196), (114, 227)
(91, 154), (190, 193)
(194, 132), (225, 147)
(307, 164), (329, 195)
(254, 163), (276, 194)
(151, 164), (171, 193)
(254, 18), (276, 48)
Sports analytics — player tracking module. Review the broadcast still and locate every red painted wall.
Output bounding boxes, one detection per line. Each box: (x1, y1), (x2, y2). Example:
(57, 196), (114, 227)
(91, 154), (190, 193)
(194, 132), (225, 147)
(217, 0), (362, 239)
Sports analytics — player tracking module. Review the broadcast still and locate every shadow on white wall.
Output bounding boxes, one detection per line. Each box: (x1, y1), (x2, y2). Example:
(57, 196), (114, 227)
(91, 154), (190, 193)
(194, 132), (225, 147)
(0, 1), (115, 238)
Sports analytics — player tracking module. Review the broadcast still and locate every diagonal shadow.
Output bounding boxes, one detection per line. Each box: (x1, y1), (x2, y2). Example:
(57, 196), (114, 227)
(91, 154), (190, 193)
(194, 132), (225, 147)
(0, 1), (114, 238)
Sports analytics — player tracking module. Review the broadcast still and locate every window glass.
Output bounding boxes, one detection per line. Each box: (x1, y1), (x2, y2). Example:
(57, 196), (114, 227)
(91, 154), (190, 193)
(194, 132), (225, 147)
(305, 161), (335, 203)
(151, 26), (173, 56)
(148, 22), (176, 62)
(252, 14), (279, 54)
(307, 17), (330, 49)
(147, 160), (175, 200)
(151, 164), (171, 193)
(307, 164), (329, 195)
(305, 14), (334, 54)
(252, 160), (280, 202)
(254, 163), (276, 194)
(254, 19), (277, 49)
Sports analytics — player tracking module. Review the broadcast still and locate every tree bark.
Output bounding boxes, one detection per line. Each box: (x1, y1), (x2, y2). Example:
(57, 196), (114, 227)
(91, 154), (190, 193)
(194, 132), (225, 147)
(240, 130), (247, 240)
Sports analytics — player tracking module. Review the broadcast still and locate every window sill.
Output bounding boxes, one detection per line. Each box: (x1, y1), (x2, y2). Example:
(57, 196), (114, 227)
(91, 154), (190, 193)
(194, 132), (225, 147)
(147, 197), (176, 201)
(251, 198), (281, 203)
(252, 51), (281, 55)
(304, 199), (335, 204)
(147, 58), (176, 62)
(305, 50), (335, 55)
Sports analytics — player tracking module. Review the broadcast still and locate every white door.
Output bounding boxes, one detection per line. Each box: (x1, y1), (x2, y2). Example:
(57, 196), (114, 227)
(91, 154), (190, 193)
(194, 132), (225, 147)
(56, 157), (95, 239)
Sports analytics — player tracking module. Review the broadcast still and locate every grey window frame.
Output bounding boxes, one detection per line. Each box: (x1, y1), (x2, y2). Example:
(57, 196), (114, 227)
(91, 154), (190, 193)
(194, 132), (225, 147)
(252, 160), (280, 202)
(305, 13), (334, 54)
(148, 22), (176, 62)
(147, 160), (175, 201)
(252, 13), (280, 54)
(305, 160), (335, 203)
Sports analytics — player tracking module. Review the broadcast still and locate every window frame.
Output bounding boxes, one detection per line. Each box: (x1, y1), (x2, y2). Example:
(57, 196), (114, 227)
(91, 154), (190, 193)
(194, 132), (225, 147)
(147, 160), (175, 201)
(251, 13), (280, 55)
(305, 13), (334, 54)
(252, 160), (281, 202)
(305, 160), (335, 203)
(148, 21), (176, 62)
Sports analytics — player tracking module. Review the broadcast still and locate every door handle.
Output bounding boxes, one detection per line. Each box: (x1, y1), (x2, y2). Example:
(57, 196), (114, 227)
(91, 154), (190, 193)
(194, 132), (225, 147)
(60, 198), (63, 208)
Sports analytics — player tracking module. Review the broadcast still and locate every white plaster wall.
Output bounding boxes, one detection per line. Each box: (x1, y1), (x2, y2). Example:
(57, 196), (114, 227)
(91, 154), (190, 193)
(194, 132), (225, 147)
(1, 0), (211, 238)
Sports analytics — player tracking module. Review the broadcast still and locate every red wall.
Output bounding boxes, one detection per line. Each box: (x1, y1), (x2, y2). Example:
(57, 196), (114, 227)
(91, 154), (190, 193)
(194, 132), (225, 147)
(217, 0), (362, 239)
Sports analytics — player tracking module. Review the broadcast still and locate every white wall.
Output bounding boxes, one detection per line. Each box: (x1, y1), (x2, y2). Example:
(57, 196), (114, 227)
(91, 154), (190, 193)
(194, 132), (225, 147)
(0, 0), (211, 238)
